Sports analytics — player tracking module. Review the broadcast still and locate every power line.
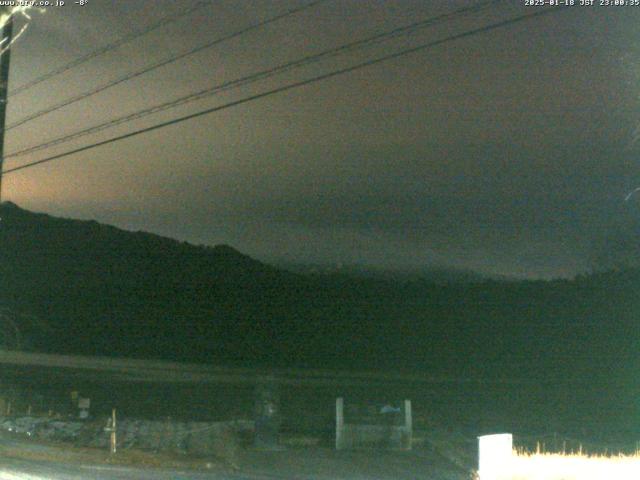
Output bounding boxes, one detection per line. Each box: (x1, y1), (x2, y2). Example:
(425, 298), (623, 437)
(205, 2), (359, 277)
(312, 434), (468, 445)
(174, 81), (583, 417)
(3, 6), (570, 177)
(9, 1), (211, 97)
(5, 0), (501, 160)
(5, 0), (329, 132)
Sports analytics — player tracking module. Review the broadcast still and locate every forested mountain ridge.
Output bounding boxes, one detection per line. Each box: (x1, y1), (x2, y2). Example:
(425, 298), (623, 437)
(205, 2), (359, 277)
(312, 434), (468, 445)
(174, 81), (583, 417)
(0, 202), (636, 389)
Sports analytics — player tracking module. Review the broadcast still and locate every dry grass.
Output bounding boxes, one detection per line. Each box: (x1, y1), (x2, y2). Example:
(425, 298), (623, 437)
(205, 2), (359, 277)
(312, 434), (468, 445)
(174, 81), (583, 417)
(482, 450), (640, 480)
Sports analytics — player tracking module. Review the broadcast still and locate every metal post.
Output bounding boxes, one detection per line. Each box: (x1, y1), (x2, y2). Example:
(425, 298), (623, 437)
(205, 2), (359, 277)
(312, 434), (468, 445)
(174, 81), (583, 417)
(254, 375), (281, 450)
(335, 397), (344, 450)
(404, 399), (412, 450)
(110, 408), (117, 454)
(0, 9), (13, 204)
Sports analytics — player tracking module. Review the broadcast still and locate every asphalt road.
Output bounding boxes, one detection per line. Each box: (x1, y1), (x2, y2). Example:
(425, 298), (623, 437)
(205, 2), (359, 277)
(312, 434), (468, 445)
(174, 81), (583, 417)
(0, 457), (269, 480)
(0, 448), (467, 480)
(0, 349), (530, 387)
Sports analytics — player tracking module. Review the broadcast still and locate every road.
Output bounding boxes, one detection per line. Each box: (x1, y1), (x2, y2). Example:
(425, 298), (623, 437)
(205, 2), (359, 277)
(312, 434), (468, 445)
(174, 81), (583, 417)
(0, 350), (535, 387)
(0, 457), (276, 480)
(0, 435), (468, 480)
(0, 431), (470, 480)
(0, 454), (465, 480)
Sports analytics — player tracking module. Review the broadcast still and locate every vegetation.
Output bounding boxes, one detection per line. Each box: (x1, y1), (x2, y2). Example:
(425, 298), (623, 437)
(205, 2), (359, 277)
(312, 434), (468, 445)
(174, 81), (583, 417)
(504, 450), (640, 480)
(0, 202), (637, 438)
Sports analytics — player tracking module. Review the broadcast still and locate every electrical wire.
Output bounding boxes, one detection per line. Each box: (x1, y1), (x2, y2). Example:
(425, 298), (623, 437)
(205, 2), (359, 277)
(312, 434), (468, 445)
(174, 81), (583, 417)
(5, 0), (501, 160)
(9, 1), (212, 97)
(5, 0), (329, 132)
(3, 6), (570, 176)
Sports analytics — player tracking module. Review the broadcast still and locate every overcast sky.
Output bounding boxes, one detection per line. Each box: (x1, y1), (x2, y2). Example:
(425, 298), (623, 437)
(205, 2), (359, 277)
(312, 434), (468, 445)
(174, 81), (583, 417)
(3, 0), (640, 278)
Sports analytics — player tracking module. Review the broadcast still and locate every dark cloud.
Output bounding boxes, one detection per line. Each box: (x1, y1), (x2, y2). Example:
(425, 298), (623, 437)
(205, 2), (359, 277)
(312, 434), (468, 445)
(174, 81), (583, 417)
(4, 1), (640, 278)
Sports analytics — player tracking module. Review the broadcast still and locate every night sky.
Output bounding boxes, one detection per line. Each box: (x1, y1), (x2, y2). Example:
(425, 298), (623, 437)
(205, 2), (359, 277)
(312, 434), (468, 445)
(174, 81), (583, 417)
(3, 0), (640, 278)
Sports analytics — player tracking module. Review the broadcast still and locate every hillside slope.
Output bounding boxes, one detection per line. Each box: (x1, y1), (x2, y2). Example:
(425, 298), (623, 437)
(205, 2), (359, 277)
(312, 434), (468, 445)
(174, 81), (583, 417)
(0, 202), (636, 383)
(0, 202), (297, 361)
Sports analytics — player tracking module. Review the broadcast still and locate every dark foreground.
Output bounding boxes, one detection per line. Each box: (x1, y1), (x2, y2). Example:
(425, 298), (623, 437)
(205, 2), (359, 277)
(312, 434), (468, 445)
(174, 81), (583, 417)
(0, 451), (465, 480)
(0, 432), (467, 480)
(0, 458), (231, 480)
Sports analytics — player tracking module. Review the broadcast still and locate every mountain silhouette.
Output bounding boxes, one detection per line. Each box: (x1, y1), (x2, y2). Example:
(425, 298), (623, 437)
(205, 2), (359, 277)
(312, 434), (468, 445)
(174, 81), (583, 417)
(0, 202), (637, 389)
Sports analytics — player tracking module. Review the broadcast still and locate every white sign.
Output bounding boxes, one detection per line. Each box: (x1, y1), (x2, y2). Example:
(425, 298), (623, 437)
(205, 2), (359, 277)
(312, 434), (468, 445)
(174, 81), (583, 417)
(478, 433), (513, 480)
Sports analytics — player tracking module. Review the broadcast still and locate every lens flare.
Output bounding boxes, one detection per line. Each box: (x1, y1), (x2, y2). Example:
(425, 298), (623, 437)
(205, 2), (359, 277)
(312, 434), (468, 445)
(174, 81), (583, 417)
(0, 6), (40, 56)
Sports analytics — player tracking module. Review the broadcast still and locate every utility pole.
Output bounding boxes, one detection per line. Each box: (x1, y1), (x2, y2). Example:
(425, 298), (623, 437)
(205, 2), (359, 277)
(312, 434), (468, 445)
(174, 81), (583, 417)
(0, 8), (14, 205)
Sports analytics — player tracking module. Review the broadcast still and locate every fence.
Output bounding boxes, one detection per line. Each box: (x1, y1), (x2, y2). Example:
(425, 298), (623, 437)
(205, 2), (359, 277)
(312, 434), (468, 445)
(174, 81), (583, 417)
(335, 397), (412, 450)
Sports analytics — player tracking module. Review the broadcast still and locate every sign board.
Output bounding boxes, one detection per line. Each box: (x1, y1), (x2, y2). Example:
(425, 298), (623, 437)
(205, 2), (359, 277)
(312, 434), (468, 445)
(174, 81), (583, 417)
(478, 433), (513, 479)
